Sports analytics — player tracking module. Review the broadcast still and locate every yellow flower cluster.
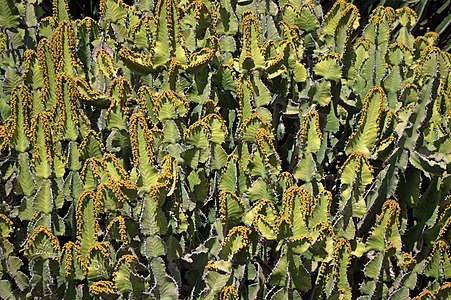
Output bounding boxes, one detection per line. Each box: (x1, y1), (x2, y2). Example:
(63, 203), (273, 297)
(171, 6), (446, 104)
(113, 254), (139, 278)
(277, 172), (294, 189)
(118, 48), (153, 68)
(0, 125), (7, 150)
(75, 16), (96, 29)
(323, 0), (349, 23)
(107, 78), (134, 110)
(398, 251), (416, 268)
(80, 157), (104, 183)
(251, 198), (279, 238)
(78, 130), (105, 153)
(237, 113), (272, 139)
(129, 15), (153, 41)
(0, 32), (6, 51)
(236, 75), (254, 118)
(333, 237), (352, 269)
(413, 282), (451, 299)
(75, 190), (100, 238)
(30, 112), (66, 168)
(9, 84), (33, 137)
(97, 179), (136, 206)
(23, 225), (60, 257)
(352, 86), (384, 141)
(371, 6), (395, 29)
(366, 200), (400, 241)
(222, 226), (249, 252)
(395, 7), (417, 22)
(74, 77), (102, 102)
(254, 128), (275, 157)
(106, 216), (129, 245)
(203, 113), (228, 136)
(418, 45), (441, 65)
(275, 215), (292, 234)
(149, 182), (169, 200)
(438, 200), (451, 240)
(154, 90), (189, 119)
(313, 221), (335, 241)
(89, 280), (115, 295)
(87, 241), (111, 262)
(59, 241), (84, 275)
(241, 10), (263, 60)
(379, 199), (401, 229)
(339, 152), (374, 176)
(168, 57), (182, 78)
(137, 85), (158, 122)
(158, 154), (178, 187)
(425, 239), (450, 266)
(95, 47), (116, 79)
(189, 48), (215, 69)
(53, 73), (80, 133)
(354, 37), (370, 51)
(253, 198), (278, 221)
(51, 21), (78, 72)
(22, 50), (39, 81)
(184, 119), (212, 141)
(0, 213), (13, 226)
(298, 110), (322, 144)
(37, 39), (54, 105)
(103, 153), (129, 180)
(218, 191), (244, 222)
(281, 186), (312, 219)
(220, 285), (239, 300)
(389, 41), (412, 53)
(286, 234), (314, 244)
(52, 0), (69, 20)
(412, 288), (435, 300)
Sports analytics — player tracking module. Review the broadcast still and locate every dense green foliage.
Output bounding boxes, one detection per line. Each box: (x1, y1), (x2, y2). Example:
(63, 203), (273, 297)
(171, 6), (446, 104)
(0, 0), (450, 299)
(320, 0), (451, 51)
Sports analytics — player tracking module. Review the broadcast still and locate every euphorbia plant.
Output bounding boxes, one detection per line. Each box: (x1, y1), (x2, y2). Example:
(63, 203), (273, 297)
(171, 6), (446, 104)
(0, 0), (449, 299)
